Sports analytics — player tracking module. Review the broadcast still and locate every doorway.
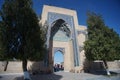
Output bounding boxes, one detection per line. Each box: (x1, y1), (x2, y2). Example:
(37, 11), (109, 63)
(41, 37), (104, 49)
(53, 51), (64, 72)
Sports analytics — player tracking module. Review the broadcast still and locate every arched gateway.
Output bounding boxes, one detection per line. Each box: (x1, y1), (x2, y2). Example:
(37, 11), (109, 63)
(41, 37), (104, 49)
(41, 5), (87, 72)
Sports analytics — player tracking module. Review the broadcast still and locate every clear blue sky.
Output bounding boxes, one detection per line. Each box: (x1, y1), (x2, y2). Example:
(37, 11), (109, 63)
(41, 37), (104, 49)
(32, 0), (120, 35)
(54, 51), (63, 64)
(0, 0), (120, 34)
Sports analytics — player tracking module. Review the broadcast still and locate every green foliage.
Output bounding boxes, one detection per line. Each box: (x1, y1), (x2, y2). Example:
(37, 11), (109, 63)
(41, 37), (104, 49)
(84, 12), (120, 61)
(0, 0), (46, 61)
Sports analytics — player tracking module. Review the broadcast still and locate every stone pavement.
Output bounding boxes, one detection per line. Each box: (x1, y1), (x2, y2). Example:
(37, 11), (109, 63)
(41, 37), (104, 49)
(0, 71), (120, 80)
(31, 72), (101, 80)
(0, 73), (23, 80)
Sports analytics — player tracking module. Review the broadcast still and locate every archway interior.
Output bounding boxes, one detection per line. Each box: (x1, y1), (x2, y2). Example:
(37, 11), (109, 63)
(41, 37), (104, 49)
(50, 19), (71, 40)
(54, 51), (64, 72)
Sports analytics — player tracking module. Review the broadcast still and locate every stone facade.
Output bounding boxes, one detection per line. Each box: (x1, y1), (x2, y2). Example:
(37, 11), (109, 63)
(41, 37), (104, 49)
(41, 5), (87, 72)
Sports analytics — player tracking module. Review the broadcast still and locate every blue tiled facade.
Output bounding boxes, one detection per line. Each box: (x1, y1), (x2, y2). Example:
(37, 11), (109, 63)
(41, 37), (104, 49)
(47, 12), (80, 66)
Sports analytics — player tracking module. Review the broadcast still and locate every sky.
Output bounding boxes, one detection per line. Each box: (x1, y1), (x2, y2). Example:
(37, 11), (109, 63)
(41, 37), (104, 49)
(54, 51), (63, 64)
(32, 0), (120, 35)
(0, 0), (119, 35)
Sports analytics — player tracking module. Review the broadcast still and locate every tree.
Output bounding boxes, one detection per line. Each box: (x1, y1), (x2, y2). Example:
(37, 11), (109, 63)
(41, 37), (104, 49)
(0, 0), (46, 79)
(84, 12), (120, 75)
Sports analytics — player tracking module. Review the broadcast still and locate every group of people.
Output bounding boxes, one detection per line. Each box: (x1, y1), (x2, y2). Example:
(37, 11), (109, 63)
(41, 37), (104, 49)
(53, 63), (64, 72)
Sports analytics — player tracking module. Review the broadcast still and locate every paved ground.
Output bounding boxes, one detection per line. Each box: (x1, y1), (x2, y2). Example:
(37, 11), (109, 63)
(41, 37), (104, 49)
(0, 71), (120, 80)
(0, 73), (23, 80)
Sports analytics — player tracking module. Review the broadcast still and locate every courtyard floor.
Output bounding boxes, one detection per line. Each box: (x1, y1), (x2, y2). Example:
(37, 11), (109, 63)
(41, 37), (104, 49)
(0, 71), (120, 80)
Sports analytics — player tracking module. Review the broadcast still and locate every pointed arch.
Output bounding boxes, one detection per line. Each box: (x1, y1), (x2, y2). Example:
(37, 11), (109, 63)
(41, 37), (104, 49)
(50, 19), (71, 40)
